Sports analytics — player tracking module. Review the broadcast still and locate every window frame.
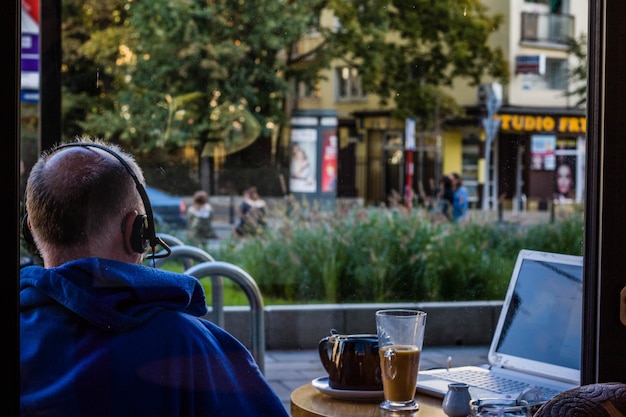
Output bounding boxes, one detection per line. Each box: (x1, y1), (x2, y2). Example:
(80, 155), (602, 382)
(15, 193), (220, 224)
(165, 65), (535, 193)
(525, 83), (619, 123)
(581, 0), (626, 383)
(6, 0), (626, 401)
(334, 66), (367, 102)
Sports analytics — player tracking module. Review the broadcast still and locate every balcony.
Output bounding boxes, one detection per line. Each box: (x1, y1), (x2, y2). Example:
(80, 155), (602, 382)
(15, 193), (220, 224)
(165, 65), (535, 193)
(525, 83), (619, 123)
(521, 12), (574, 47)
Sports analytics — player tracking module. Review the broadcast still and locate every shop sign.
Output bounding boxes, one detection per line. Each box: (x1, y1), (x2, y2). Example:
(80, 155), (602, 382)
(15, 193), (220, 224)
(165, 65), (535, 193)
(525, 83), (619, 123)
(515, 55), (546, 75)
(494, 114), (586, 134)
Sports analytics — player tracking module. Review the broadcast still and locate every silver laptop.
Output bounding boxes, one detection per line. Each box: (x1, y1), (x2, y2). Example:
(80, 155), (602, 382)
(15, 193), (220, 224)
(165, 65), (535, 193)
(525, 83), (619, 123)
(416, 249), (583, 403)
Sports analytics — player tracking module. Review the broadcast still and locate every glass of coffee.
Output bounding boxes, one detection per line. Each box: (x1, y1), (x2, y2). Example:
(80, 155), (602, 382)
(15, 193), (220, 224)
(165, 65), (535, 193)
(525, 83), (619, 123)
(376, 309), (427, 412)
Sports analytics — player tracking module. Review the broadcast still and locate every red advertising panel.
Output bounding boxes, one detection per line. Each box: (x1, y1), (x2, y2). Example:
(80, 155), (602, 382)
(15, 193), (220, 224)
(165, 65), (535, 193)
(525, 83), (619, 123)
(321, 131), (337, 193)
(22, 0), (39, 23)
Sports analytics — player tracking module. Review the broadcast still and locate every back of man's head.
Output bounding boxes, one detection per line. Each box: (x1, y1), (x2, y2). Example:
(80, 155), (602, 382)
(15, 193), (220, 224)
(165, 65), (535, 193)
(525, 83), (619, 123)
(25, 137), (144, 264)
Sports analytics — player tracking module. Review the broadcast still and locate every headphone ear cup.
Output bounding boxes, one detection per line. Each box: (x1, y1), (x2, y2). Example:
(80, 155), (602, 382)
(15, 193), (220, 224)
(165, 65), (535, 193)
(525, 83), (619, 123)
(22, 212), (35, 247)
(130, 214), (148, 253)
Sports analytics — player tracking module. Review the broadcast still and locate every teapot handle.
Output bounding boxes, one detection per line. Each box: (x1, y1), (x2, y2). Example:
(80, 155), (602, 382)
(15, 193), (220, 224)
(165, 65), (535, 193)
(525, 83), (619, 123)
(318, 336), (333, 373)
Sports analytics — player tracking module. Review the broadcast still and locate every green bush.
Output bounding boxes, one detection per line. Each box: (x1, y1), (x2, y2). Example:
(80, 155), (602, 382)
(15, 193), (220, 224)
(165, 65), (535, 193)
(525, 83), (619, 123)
(217, 205), (584, 304)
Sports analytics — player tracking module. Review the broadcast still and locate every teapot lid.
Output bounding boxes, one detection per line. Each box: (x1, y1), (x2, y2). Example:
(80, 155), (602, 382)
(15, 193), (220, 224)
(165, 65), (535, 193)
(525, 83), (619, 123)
(328, 329), (378, 340)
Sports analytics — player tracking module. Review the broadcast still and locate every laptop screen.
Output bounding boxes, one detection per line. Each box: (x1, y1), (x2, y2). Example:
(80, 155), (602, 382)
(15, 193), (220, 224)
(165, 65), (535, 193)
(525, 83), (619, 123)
(493, 253), (583, 372)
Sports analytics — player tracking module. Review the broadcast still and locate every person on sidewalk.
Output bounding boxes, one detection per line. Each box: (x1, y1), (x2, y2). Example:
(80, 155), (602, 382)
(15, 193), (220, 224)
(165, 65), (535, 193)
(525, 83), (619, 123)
(451, 172), (469, 222)
(20, 138), (289, 417)
(186, 189), (217, 246)
(429, 175), (454, 221)
(234, 186), (268, 237)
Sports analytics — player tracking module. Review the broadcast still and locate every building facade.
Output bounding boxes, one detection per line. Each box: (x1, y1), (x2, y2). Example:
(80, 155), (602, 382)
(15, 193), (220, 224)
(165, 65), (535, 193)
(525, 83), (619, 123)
(286, 0), (588, 210)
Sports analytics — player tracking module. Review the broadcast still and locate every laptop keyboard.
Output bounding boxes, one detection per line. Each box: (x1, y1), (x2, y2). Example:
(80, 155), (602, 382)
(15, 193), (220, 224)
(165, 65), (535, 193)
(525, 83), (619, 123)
(427, 369), (560, 399)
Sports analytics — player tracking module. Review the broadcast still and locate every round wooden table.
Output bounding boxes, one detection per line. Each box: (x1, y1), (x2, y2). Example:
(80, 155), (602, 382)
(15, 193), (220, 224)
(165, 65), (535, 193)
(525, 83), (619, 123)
(291, 383), (448, 417)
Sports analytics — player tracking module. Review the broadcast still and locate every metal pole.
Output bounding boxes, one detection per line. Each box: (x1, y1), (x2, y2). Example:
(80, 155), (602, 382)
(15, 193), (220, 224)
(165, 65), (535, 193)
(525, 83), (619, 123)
(405, 149), (413, 210)
(229, 194), (235, 224)
(40, 0), (62, 152)
(482, 138), (492, 212)
(405, 118), (416, 210)
(481, 89), (502, 212)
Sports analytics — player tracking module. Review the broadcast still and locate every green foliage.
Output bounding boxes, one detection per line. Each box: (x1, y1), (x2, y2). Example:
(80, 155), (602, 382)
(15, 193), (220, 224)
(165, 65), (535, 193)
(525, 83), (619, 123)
(324, 0), (510, 124)
(420, 225), (514, 301)
(61, 0), (508, 151)
(564, 34), (588, 108)
(521, 206), (585, 255)
(218, 206), (584, 304)
(62, 0), (313, 150)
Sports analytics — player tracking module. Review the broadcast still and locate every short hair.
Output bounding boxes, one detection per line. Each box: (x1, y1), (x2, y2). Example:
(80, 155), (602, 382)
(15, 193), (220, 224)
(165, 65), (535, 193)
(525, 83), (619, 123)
(25, 137), (144, 248)
(192, 190), (209, 205)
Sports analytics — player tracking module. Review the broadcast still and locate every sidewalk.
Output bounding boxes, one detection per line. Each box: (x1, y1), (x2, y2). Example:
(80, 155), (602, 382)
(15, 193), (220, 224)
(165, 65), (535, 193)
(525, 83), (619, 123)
(264, 345), (489, 415)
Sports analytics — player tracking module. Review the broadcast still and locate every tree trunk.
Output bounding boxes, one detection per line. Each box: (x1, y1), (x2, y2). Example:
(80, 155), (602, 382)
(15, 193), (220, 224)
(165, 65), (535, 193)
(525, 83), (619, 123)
(200, 155), (211, 195)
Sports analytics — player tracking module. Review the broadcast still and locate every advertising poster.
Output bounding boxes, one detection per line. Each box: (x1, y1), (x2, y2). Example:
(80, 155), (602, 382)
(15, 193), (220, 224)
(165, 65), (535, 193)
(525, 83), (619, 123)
(553, 138), (579, 202)
(290, 129), (317, 193)
(321, 130), (337, 193)
(554, 155), (576, 201)
(530, 134), (556, 170)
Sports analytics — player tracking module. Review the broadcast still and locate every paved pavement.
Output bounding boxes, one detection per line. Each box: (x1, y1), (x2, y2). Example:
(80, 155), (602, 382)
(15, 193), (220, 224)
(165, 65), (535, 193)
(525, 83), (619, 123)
(264, 345), (490, 415)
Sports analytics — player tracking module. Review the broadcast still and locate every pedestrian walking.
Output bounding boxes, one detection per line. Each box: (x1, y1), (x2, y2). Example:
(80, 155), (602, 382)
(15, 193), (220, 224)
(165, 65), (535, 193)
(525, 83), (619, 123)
(186, 190), (217, 245)
(234, 186), (268, 237)
(451, 172), (469, 222)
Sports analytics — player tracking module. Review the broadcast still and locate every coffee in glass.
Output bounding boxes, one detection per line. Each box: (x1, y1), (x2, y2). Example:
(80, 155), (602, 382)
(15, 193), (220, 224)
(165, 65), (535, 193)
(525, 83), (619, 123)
(376, 309), (427, 412)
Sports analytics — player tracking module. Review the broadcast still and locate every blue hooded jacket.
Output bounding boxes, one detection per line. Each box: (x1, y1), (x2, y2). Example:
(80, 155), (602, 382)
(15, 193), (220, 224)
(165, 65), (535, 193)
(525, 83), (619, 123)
(20, 258), (289, 417)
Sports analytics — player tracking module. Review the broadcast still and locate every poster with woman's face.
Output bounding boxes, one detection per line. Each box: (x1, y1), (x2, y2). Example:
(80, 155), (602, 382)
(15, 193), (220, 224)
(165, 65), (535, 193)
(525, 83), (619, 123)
(554, 156), (576, 199)
(289, 129), (317, 193)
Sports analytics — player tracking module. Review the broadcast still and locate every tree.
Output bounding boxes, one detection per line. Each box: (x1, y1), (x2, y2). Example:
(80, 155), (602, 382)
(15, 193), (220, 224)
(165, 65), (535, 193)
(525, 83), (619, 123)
(564, 33), (587, 108)
(63, 0), (318, 193)
(289, 0), (509, 127)
(61, 0), (508, 192)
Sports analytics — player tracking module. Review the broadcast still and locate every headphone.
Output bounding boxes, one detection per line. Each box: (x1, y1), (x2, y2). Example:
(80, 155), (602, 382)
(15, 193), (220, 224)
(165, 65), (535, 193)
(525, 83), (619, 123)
(21, 142), (171, 259)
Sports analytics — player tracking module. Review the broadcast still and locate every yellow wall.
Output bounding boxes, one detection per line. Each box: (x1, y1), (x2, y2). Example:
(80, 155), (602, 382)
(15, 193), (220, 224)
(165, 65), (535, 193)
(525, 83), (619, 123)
(442, 130), (463, 176)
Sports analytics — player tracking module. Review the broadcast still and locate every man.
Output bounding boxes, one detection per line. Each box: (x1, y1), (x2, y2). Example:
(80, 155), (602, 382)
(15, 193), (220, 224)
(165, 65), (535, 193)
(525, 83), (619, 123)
(20, 138), (289, 417)
(450, 172), (469, 222)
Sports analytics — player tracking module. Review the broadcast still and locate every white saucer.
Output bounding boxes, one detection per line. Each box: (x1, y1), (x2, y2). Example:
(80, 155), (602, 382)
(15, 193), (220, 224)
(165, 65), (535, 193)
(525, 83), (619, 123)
(311, 376), (384, 401)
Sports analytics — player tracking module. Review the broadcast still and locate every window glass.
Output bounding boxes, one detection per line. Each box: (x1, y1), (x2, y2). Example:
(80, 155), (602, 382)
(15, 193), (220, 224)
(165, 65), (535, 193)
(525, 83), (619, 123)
(546, 58), (569, 90)
(19, 0), (589, 367)
(335, 66), (365, 100)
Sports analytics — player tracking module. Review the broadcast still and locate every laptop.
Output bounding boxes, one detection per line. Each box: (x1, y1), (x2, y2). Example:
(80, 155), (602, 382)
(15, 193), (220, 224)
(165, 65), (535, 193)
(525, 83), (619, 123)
(416, 249), (583, 403)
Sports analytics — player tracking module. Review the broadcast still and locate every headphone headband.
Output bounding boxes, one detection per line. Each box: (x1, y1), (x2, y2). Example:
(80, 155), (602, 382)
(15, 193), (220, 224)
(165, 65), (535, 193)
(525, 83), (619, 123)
(27, 142), (170, 259)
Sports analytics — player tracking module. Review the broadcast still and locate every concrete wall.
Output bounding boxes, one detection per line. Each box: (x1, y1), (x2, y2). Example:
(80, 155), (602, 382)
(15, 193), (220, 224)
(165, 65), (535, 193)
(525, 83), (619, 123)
(206, 301), (503, 351)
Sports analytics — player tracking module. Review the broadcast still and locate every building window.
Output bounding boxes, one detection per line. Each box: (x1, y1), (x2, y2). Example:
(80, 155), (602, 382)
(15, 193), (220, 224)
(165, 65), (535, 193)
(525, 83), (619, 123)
(296, 81), (319, 99)
(545, 58), (568, 90)
(520, 12), (573, 46)
(335, 67), (366, 101)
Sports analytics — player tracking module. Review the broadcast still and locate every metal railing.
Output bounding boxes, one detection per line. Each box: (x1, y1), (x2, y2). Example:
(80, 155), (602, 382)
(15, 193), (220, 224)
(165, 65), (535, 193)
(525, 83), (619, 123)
(149, 245), (225, 326)
(147, 241), (266, 373)
(185, 261), (266, 373)
(151, 244), (216, 268)
(521, 12), (574, 45)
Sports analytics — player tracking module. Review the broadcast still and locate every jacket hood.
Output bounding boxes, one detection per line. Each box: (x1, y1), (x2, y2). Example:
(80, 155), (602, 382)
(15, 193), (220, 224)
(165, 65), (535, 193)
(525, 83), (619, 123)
(20, 258), (209, 332)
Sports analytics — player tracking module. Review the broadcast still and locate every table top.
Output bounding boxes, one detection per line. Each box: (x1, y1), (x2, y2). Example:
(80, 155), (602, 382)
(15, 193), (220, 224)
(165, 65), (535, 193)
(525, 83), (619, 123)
(291, 383), (447, 417)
